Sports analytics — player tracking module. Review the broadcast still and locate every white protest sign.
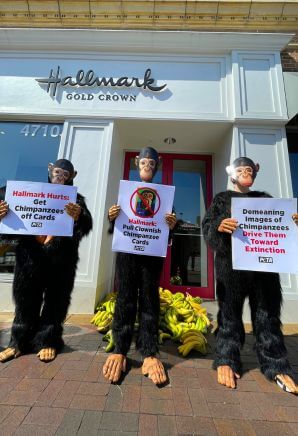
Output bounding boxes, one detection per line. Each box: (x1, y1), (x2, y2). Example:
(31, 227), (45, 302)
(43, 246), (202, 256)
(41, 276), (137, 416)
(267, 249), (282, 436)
(232, 197), (298, 273)
(112, 180), (175, 257)
(0, 180), (77, 236)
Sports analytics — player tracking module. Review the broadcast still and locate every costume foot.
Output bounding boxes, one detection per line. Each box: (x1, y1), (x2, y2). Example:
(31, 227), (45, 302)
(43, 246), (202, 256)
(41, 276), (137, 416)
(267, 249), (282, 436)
(142, 356), (167, 385)
(37, 348), (57, 362)
(217, 365), (240, 389)
(275, 374), (298, 395)
(0, 347), (21, 362)
(103, 354), (126, 383)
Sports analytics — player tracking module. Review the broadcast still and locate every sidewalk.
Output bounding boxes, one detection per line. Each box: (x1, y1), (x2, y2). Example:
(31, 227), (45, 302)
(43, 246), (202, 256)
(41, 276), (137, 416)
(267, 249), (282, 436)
(0, 314), (297, 435)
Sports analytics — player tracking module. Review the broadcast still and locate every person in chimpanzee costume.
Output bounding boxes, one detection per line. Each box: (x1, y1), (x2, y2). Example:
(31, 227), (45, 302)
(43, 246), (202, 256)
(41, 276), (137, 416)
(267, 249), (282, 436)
(202, 157), (298, 394)
(0, 159), (92, 363)
(103, 147), (176, 385)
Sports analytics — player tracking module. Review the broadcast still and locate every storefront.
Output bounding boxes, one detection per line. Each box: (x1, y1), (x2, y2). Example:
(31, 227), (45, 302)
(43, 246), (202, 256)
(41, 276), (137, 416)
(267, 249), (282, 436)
(0, 28), (297, 314)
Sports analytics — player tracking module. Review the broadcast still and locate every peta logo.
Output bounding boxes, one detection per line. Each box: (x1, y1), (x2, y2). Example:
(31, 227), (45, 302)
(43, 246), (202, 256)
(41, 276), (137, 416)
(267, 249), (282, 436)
(258, 257), (273, 264)
(31, 222), (42, 228)
(134, 246), (145, 252)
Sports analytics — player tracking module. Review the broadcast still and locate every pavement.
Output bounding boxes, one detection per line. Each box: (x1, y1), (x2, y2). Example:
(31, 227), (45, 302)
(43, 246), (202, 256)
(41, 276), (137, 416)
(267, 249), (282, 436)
(0, 313), (297, 436)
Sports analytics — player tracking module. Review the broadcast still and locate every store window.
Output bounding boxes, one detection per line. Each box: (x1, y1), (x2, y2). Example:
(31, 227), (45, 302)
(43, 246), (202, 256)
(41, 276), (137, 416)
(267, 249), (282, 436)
(0, 121), (62, 274)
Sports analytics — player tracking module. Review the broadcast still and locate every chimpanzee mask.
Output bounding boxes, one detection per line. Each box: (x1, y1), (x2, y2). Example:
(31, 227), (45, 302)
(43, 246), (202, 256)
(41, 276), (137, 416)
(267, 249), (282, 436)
(135, 147), (161, 183)
(48, 159), (77, 185)
(226, 157), (259, 188)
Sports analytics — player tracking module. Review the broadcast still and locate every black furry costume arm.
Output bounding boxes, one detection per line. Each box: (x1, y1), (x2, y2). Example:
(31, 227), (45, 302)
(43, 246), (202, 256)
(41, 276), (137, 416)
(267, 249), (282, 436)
(108, 218), (115, 234)
(202, 191), (233, 256)
(72, 193), (92, 241)
(202, 190), (272, 256)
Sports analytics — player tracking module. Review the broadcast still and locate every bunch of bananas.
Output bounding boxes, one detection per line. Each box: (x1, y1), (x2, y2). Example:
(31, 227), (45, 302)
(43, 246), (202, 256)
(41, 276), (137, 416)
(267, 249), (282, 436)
(90, 292), (116, 332)
(158, 288), (210, 355)
(91, 288), (210, 356)
(178, 330), (207, 357)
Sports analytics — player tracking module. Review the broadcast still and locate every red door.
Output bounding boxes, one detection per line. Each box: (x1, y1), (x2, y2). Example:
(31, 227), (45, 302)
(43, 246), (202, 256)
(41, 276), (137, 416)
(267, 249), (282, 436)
(124, 152), (214, 299)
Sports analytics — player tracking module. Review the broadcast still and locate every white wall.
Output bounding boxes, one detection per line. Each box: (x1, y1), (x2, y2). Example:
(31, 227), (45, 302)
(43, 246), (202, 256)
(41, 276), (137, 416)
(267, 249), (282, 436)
(95, 123), (124, 307)
(58, 119), (115, 313)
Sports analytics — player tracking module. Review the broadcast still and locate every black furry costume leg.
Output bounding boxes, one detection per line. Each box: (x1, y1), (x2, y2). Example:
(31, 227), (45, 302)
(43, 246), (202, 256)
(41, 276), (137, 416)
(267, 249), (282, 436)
(214, 272), (246, 375)
(136, 256), (163, 357)
(33, 263), (77, 351)
(249, 272), (293, 380)
(215, 268), (293, 380)
(112, 253), (139, 355)
(112, 253), (163, 357)
(9, 246), (45, 353)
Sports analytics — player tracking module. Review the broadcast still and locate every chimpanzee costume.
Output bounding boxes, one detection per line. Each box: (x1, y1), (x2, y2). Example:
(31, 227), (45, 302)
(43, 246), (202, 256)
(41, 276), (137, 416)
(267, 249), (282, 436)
(103, 147), (176, 385)
(202, 157), (298, 394)
(0, 159), (92, 362)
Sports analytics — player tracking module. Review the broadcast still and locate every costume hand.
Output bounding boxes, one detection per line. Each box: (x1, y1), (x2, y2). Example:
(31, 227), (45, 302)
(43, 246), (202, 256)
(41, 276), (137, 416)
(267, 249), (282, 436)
(109, 205), (121, 221)
(292, 213), (298, 226)
(0, 201), (8, 220)
(165, 213), (177, 230)
(217, 365), (240, 389)
(65, 203), (81, 221)
(218, 218), (238, 234)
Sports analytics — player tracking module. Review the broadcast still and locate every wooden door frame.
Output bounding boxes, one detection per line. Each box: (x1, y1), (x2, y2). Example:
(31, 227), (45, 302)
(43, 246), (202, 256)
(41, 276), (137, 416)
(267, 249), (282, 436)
(123, 152), (214, 299)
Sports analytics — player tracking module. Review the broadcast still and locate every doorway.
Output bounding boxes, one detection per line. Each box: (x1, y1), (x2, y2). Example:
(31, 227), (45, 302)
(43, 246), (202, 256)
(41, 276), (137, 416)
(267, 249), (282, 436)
(124, 152), (214, 299)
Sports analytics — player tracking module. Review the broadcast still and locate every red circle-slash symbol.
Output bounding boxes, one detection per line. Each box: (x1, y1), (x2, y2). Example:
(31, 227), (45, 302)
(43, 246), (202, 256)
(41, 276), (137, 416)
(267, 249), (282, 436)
(130, 187), (161, 218)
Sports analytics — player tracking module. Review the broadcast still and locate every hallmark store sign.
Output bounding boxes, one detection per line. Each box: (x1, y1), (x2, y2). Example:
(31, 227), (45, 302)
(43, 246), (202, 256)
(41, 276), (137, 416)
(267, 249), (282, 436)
(36, 66), (167, 102)
(0, 56), (228, 119)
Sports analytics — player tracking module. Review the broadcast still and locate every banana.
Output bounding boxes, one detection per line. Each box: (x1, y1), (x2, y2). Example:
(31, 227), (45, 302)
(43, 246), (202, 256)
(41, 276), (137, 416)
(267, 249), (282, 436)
(92, 311), (107, 325)
(163, 289), (173, 298)
(181, 334), (200, 344)
(195, 316), (208, 333)
(177, 308), (193, 316)
(158, 330), (172, 344)
(181, 329), (202, 341)
(97, 314), (113, 331)
(173, 292), (184, 299)
(179, 334), (207, 356)
(194, 341), (207, 355)
(199, 313), (211, 327)
(90, 313), (98, 324)
(185, 313), (195, 323)
(165, 307), (178, 325)
(191, 296), (202, 304)
(102, 329), (112, 342)
(172, 324), (183, 341)
(96, 312), (108, 323)
(178, 341), (197, 357)
(171, 300), (184, 309)
(105, 331), (115, 352)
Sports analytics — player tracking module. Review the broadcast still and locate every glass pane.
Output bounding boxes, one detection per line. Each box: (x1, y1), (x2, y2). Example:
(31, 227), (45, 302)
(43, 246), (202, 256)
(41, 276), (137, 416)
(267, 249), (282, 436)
(288, 146), (298, 198)
(170, 159), (208, 287)
(128, 157), (162, 183)
(0, 121), (62, 274)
